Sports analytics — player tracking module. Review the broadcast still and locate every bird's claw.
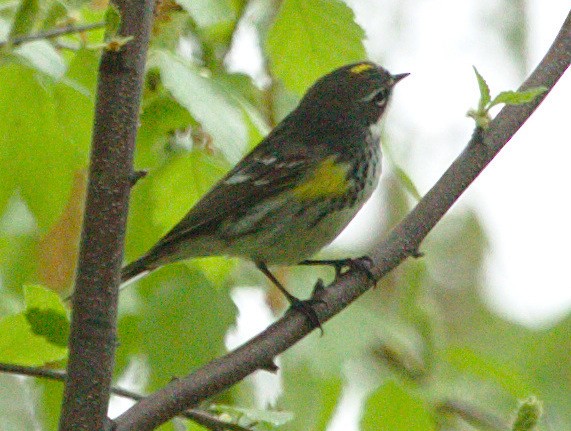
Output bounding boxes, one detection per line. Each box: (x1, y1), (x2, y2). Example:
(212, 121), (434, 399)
(286, 296), (326, 335)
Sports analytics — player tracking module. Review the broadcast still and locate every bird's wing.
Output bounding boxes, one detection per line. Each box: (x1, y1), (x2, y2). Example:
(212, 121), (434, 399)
(149, 128), (327, 253)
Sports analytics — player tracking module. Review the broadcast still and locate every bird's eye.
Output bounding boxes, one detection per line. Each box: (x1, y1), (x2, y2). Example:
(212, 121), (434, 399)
(362, 87), (389, 106)
(372, 88), (389, 106)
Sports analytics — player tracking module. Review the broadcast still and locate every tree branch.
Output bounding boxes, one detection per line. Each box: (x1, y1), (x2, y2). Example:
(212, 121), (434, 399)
(0, 22), (105, 48)
(113, 11), (571, 431)
(0, 363), (252, 431)
(57, 0), (154, 430)
(0, 362), (66, 380)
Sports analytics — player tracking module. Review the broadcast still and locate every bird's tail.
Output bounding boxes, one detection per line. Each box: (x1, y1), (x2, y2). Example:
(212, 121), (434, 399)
(120, 256), (153, 286)
(63, 256), (153, 302)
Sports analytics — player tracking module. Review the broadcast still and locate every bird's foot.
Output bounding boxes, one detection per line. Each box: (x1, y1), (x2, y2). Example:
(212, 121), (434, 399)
(299, 256), (377, 284)
(285, 295), (325, 335)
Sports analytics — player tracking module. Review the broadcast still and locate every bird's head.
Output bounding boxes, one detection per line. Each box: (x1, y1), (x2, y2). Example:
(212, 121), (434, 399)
(297, 62), (409, 127)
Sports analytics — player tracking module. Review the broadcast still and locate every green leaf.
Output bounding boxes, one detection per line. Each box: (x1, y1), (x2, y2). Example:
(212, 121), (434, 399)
(185, 422), (208, 431)
(149, 150), (229, 233)
(0, 195), (38, 294)
(489, 87), (547, 108)
(114, 313), (143, 376)
(154, 50), (248, 163)
(0, 285), (68, 365)
(192, 256), (236, 286)
(266, 0), (366, 94)
(0, 230), (38, 293)
(24, 284), (69, 347)
(393, 164), (421, 202)
(101, 4), (133, 51)
(24, 284), (67, 313)
(472, 66), (491, 111)
(176, 0), (235, 28)
(187, 421), (210, 431)
(0, 159), (15, 220)
(136, 94), (193, 167)
(313, 379), (343, 431)
(37, 379), (64, 430)
(521, 316), (571, 423)
(148, 9), (187, 51)
(136, 265), (236, 389)
(41, 1), (69, 30)
(104, 2), (122, 40)
(209, 404), (294, 429)
(361, 381), (434, 431)
(8, 0), (40, 39)
(0, 64), (86, 231)
(214, 72), (271, 139)
(280, 364), (332, 431)
(124, 164), (165, 261)
(53, 48), (99, 153)
(125, 135), (230, 266)
(512, 397), (542, 431)
(1, 18), (10, 47)
(14, 40), (66, 79)
(445, 346), (530, 397)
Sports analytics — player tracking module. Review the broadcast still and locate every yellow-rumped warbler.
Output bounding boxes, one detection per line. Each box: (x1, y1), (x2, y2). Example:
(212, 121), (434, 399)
(122, 62), (407, 326)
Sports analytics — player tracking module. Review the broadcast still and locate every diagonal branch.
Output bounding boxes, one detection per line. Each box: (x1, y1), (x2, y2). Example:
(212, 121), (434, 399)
(113, 11), (571, 431)
(0, 22), (105, 48)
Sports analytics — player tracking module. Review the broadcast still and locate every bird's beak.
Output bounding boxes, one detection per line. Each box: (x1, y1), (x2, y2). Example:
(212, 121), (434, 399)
(391, 73), (410, 85)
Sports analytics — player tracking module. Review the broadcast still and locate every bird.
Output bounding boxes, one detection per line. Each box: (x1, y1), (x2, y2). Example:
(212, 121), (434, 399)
(121, 62), (408, 327)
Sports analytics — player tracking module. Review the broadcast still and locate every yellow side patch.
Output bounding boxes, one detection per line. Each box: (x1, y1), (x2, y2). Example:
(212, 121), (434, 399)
(292, 157), (350, 200)
(350, 63), (374, 74)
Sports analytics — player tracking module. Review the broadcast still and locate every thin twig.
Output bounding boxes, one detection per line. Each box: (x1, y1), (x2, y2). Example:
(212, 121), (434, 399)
(436, 399), (509, 430)
(0, 362), (251, 431)
(112, 11), (571, 431)
(130, 169), (148, 187)
(0, 363), (65, 380)
(0, 22), (105, 48)
(53, 41), (80, 51)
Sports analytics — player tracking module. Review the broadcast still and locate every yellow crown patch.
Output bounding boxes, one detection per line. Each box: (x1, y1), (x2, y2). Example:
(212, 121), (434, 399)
(350, 63), (374, 74)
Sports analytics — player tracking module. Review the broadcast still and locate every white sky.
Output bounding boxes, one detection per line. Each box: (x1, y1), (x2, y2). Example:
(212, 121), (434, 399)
(476, 3), (571, 326)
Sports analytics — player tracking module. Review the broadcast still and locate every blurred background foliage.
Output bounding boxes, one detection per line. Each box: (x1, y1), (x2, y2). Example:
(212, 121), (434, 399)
(0, 0), (569, 430)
